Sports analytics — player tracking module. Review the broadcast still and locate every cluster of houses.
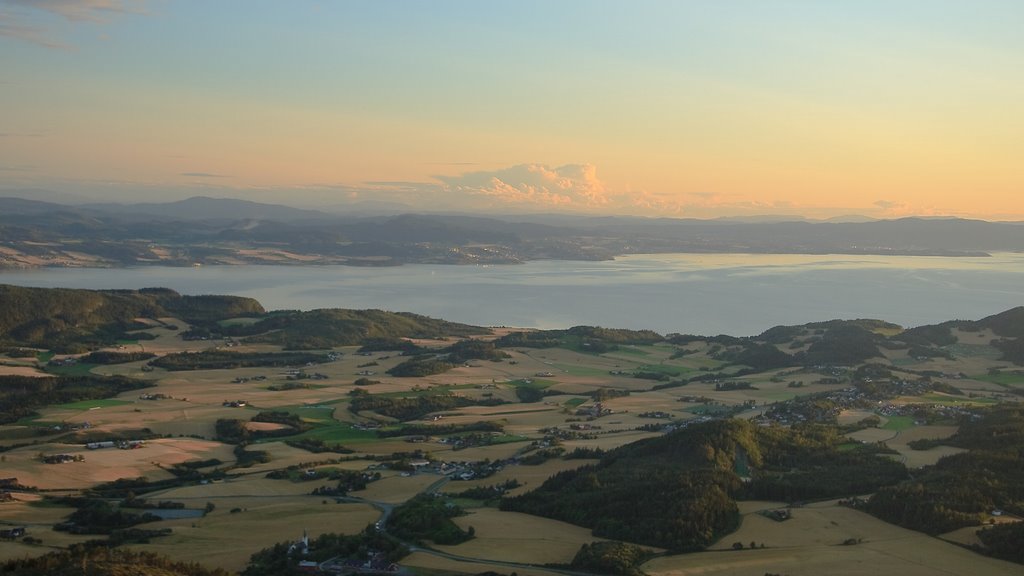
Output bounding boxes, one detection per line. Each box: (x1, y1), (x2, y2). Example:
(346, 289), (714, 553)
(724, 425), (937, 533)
(540, 425), (599, 441)
(285, 530), (400, 575)
(575, 401), (612, 418)
(656, 415), (716, 434)
(875, 401), (979, 423)
(758, 375), (982, 427)
(319, 553), (400, 574)
(433, 432), (498, 450)
(139, 393), (173, 400)
(759, 508), (793, 522)
(379, 456), (511, 483)
(85, 440), (145, 450)
(286, 371), (329, 381)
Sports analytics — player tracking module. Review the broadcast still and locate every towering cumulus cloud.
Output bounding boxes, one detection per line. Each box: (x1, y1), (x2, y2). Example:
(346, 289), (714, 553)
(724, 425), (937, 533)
(437, 164), (608, 209)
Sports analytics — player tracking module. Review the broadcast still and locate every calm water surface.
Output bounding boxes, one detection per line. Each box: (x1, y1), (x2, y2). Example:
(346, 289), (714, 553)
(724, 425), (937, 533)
(2, 253), (1022, 336)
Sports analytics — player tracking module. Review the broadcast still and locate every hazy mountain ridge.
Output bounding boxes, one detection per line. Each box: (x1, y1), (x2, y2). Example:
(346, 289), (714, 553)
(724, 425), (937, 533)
(1, 196), (1020, 269)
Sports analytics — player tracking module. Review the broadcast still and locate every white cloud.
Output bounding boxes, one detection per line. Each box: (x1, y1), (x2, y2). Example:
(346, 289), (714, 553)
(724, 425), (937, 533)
(437, 164), (609, 209)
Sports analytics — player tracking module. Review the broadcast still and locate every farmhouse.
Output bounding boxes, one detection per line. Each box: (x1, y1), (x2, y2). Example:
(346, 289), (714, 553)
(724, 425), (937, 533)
(0, 526), (26, 539)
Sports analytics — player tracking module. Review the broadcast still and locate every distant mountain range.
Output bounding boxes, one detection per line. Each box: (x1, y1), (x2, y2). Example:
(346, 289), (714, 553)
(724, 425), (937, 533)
(0, 195), (1021, 269)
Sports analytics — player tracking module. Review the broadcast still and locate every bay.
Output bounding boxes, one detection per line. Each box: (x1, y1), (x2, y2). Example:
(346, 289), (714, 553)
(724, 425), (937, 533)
(1, 252), (1022, 336)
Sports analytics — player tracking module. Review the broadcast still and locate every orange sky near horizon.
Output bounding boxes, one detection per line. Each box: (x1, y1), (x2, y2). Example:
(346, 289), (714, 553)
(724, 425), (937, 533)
(1, 1), (1022, 220)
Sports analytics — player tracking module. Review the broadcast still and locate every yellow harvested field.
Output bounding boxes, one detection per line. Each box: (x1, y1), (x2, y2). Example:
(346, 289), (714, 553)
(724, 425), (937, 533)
(0, 529), (96, 562)
(644, 501), (1023, 576)
(402, 551), (567, 576)
(357, 473), (441, 504)
(895, 445), (966, 468)
(847, 422), (966, 467)
(837, 409), (876, 426)
(232, 441), (337, 474)
(0, 438), (233, 490)
(436, 509), (611, 564)
(560, 430), (661, 451)
(244, 421), (292, 432)
(893, 425), (958, 443)
(432, 443), (525, 462)
(442, 458), (597, 498)
(129, 500), (379, 572)
(941, 525), (985, 547)
(0, 365), (50, 377)
(736, 500), (788, 514)
(0, 493), (77, 524)
(147, 475), (335, 500)
(0, 494), (110, 561)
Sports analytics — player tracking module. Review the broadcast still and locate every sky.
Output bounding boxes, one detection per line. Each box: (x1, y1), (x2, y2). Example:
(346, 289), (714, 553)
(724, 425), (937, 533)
(1, 1), (1023, 220)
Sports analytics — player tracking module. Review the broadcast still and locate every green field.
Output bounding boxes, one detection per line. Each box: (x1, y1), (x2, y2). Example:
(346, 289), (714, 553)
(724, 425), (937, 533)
(972, 371), (1024, 387)
(373, 383), (480, 399)
(55, 398), (134, 410)
(487, 408), (557, 416)
(509, 378), (557, 389)
(945, 343), (1002, 359)
(217, 317), (263, 327)
(249, 403), (380, 444)
(688, 404), (737, 416)
(918, 394), (999, 406)
(677, 357), (729, 370)
(265, 422), (379, 444)
(44, 362), (99, 377)
(608, 346), (652, 357)
(444, 433), (531, 445)
(636, 364), (685, 376)
(881, 415), (916, 431)
(550, 363), (618, 377)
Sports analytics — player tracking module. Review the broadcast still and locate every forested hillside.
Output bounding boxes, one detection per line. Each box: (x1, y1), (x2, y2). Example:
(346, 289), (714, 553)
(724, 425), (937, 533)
(865, 406), (1024, 535)
(0, 285), (263, 352)
(235, 308), (486, 349)
(502, 419), (906, 551)
(0, 374), (152, 424)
